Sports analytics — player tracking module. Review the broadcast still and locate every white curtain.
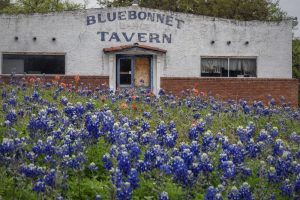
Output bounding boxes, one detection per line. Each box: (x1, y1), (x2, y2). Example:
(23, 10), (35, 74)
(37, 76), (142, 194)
(230, 59), (256, 75)
(201, 58), (228, 73)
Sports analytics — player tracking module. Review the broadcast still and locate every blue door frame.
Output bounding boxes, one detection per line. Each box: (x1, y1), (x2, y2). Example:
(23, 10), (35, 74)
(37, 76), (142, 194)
(116, 55), (153, 89)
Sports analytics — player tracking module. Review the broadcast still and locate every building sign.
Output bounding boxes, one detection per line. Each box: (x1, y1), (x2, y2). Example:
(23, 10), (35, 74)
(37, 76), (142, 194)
(87, 10), (185, 44)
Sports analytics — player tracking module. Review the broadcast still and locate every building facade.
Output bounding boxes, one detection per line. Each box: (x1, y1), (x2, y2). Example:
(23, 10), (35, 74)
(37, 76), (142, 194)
(0, 6), (298, 105)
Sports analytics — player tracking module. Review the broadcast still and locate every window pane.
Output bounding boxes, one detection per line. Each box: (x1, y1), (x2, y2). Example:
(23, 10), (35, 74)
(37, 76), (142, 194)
(201, 58), (228, 77)
(229, 59), (256, 77)
(2, 54), (65, 74)
(119, 58), (132, 85)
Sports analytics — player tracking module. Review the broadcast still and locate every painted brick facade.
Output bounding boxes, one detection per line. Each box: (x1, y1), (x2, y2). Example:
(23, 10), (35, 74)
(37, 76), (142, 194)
(161, 77), (299, 106)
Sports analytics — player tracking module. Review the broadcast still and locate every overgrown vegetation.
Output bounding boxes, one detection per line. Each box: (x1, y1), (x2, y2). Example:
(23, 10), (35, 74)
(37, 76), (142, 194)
(98, 0), (286, 21)
(0, 0), (82, 14)
(0, 76), (299, 199)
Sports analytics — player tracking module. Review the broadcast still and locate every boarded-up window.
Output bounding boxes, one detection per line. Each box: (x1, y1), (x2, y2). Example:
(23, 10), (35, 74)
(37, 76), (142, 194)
(134, 57), (150, 87)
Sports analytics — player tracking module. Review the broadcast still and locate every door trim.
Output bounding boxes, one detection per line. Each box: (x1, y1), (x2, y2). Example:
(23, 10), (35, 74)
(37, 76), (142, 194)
(116, 55), (153, 89)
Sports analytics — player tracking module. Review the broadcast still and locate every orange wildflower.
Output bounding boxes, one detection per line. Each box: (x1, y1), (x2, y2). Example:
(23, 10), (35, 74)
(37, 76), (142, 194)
(192, 88), (199, 96)
(149, 91), (155, 97)
(100, 96), (106, 103)
(74, 74), (80, 83)
(120, 102), (128, 109)
(132, 95), (137, 100)
(60, 82), (66, 88)
(131, 103), (138, 111)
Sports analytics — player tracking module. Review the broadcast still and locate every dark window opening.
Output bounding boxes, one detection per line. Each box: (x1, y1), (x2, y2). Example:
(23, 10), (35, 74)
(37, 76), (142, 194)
(2, 54), (65, 74)
(119, 58), (132, 86)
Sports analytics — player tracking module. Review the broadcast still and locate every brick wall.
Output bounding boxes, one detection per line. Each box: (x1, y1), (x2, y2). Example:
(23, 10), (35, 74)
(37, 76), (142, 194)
(161, 77), (299, 107)
(0, 75), (109, 89)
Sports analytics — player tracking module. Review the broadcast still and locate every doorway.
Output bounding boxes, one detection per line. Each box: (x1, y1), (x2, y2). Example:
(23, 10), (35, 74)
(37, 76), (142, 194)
(117, 55), (152, 89)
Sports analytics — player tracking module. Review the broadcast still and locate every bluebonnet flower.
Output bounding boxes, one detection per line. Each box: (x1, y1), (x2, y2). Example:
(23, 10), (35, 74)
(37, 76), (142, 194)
(280, 179), (292, 197)
(8, 97), (17, 107)
(88, 162), (98, 171)
(158, 89), (165, 96)
(290, 132), (300, 144)
(6, 110), (17, 123)
(44, 169), (56, 187)
(86, 102), (94, 110)
(202, 130), (216, 152)
(95, 195), (102, 200)
(295, 174), (300, 192)
(19, 164), (44, 178)
(221, 161), (236, 180)
(188, 126), (199, 141)
(228, 186), (240, 200)
(143, 112), (151, 119)
(204, 186), (217, 200)
(231, 143), (245, 165)
(116, 182), (133, 200)
(33, 180), (46, 193)
(246, 139), (260, 158)
(156, 122), (167, 136)
(128, 168), (139, 189)
(239, 182), (252, 200)
(0, 138), (15, 154)
(199, 153), (214, 175)
(270, 127), (279, 138)
(32, 140), (44, 155)
(61, 96), (68, 105)
(190, 141), (200, 156)
(159, 191), (169, 200)
(268, 167), (279, 183)
(117, 151), (131, 175)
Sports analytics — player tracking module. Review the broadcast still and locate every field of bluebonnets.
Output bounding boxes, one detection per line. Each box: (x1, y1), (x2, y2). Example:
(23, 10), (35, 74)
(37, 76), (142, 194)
(0, 75), (300, 200)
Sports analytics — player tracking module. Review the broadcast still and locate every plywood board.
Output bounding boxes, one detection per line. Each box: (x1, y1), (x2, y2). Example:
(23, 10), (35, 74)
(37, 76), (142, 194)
(135, 57), (150, 87)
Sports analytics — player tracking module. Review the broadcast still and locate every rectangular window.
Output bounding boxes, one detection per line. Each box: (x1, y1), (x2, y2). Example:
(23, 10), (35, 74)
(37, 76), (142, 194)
(2, 54), (65, 74)
(201, 57), (256, 77)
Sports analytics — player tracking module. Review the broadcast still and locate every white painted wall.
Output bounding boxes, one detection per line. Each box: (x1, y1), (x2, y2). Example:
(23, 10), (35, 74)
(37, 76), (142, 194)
(0, 6), (293, 79)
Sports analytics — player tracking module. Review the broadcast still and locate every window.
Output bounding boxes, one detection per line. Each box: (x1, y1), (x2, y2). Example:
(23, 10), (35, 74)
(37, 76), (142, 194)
(2, 54), (65, 74)
(201, 57), (256, 77)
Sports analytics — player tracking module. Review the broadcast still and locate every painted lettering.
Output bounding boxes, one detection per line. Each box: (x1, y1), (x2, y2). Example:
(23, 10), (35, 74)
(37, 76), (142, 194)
(156, 13), (165, 24)
(149, 33), (161, 43)
(87, 16), (96, 25)
(97, 32), (172, 44)
(97, 32), (109, 41)
(166, 16), (173, 26)
(118, 11), (126, 20)
(128, 11), (137, 20)
(147, 12), (155, 22)
(107, 12), (116, 21)
(175, 18), (184, 29)
(98, 14), (106, 23)
(87, 10), (185, 29)
(138, 33), (147, 42)
(122, 32), (135, 42)
(109, 32), (121, 42)
(163, 34), (172, 43)
(138, 12), (147, 20)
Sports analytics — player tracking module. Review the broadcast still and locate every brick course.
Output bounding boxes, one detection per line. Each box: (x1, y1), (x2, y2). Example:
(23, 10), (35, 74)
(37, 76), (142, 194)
(161, 77), (299, 107)
(0, 75), (109, 89)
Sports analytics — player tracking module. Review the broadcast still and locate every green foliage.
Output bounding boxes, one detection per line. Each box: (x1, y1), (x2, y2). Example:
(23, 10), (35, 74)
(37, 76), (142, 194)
(292, 39), (300, 105)
(0, 0), (9, 10)
(293, 39), (300, 78)
(0, 0), (83, 14)
(98, 0), (286, 21)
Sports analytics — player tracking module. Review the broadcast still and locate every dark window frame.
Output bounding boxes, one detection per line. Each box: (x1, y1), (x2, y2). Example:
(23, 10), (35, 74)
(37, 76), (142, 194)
(200, 56), (257, 78)
(1, 52), (66, 75)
